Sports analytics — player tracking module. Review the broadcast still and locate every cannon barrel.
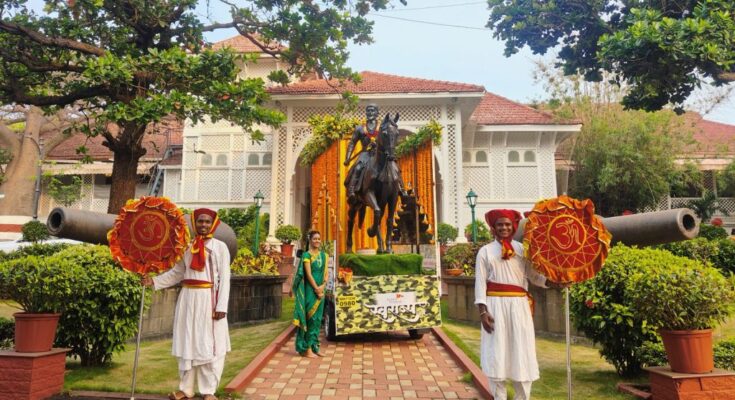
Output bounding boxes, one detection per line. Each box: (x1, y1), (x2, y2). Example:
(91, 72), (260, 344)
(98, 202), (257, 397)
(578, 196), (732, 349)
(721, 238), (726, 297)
(514, 208), (699, 247)
(47, 207), (239, 262)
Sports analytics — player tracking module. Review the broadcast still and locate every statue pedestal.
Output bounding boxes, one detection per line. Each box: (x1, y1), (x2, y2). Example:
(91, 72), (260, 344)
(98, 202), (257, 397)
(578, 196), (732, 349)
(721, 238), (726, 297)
(0, 348), (69, 400)
(645, 366), (735, 400)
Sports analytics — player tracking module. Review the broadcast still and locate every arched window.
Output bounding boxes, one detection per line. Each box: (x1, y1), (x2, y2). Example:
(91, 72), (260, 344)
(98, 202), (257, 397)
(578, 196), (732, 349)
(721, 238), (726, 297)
(524, 150), (536, 163)
(463, 151), (471, 163)
(262, 153), (272, 165)
(475, 151), (487, 163)
(216, 154), (228, 166)
(201, 154), (212, 166)
(508, 151), (519, 163)
(247, 153), (260, 166)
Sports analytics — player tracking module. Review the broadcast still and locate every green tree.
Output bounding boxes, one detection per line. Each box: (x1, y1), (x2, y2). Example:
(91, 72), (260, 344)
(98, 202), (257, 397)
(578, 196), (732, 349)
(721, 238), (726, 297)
(717, 159), (735, 197)
(44, 174), (86, 207)
(487, 0), (735, 112)
(0, 0), (403, 213)
(686, 190), (730, 222)
(538, 63), (694, 216)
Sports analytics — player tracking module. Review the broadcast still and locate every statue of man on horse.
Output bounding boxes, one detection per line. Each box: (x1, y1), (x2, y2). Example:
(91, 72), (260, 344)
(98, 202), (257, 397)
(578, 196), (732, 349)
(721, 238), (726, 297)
(343, 104), (408, 254)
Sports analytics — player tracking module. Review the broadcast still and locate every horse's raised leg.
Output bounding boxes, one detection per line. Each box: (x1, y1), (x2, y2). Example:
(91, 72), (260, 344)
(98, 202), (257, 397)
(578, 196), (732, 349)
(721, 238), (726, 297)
(364, 191), (384, 253)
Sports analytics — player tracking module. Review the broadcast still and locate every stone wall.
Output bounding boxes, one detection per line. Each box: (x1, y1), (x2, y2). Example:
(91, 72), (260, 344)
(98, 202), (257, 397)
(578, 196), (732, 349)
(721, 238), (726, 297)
(139, 275), (287, 339)
(443, 276), (581, 336)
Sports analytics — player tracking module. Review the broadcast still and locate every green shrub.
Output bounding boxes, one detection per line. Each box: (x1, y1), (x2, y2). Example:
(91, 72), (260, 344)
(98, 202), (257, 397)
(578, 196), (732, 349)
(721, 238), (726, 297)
(275, 224), (302, 244)
(464, 221), (492, 242)
(628, 256), (735, 331)
(237, 212), (269, 251)
(230, 246), (280, 276)
(714, 339), (735, 371)
(218, 206), (259, 232)
(711, 239), (735, 275)
(0, 317), (14, 350)
(0, 255), (73, 312)
(570, 245), (662, 377)
(21, 220), (49, 242)
(637, 341), (667, 368)
(657, 237), (720, 266)
(47, 245), (143, 366)
(699, 224), (729, 241)
(437, 223), (458, 245)
(0, 242), (71, 263)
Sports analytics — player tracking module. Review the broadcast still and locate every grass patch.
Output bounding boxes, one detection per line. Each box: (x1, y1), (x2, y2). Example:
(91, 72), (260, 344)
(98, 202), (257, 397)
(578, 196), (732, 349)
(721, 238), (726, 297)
(0, 300), (20, 319)
(64, 297), (295, 395)
(441, 299), (647, 400)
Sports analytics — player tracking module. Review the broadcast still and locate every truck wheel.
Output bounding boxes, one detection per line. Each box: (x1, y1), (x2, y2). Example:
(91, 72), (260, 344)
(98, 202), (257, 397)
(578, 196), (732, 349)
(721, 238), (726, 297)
(408, 329), (425, 340)
(325, 299), (337, 341)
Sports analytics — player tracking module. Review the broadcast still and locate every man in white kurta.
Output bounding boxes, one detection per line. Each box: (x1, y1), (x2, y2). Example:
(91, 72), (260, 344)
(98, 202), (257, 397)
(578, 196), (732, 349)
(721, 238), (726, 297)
(143, 208), (231, 400)
(474, 209), (553, 400)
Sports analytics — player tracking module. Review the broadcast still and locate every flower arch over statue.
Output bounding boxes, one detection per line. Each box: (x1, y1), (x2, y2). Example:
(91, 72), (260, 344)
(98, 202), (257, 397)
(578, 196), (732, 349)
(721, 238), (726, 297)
(108, 196), (190, 275)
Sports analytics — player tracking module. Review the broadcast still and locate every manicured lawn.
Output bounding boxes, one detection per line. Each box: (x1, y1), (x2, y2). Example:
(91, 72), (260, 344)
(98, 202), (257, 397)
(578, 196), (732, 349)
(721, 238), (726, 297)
(0, 300), (20, 319)
(64, 297), (294, 396)
(440, 301), (647, 400)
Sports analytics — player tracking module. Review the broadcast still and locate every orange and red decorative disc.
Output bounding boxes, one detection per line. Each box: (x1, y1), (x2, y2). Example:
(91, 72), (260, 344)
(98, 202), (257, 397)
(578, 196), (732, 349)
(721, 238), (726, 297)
(523, 195), (611, 284)
(108, 196), (190, 275)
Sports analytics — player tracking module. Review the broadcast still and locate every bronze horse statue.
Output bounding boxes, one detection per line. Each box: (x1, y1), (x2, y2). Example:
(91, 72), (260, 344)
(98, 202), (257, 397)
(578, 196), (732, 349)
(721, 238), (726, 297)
(345, 113), (403, 254)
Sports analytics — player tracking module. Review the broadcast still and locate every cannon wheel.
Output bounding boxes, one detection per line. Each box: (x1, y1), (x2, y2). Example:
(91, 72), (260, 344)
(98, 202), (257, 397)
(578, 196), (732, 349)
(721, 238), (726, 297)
(324, 298), (337, 341)
(408, 329), (426, 340)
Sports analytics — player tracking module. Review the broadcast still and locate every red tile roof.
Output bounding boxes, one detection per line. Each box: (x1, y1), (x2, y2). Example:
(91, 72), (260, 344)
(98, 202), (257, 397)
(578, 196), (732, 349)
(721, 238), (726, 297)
(268, 71), (485, 95)
(46, 117), (183, 161)
(210, 34), (284, 54)
(686, 114), (735, 157)
(471, 93), (579, 125)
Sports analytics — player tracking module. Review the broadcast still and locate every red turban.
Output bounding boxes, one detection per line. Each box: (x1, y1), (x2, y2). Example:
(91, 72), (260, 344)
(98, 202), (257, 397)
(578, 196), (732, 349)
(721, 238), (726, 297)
(190, 208), (221, 271)
(485, 209), (522, 259)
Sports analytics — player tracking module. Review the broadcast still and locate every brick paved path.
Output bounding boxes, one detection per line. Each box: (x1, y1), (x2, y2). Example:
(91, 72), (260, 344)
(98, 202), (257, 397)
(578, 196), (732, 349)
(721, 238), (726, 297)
(240, 330), (482, 400)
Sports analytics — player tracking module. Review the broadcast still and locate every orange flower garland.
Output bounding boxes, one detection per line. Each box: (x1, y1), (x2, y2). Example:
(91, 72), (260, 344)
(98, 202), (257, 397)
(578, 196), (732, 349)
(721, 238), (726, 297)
(108, 196), (190, 275)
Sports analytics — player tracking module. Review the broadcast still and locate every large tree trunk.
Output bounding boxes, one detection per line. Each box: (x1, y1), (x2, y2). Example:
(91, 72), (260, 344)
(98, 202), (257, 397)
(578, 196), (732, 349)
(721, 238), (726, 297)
(107, 146), (143, 214)
(0, 108), (43, 216)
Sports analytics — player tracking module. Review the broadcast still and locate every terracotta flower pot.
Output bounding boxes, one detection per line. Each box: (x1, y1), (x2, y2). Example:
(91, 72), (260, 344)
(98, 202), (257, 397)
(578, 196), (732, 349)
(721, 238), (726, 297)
(13, 312), (61, 353)
(445, 268), (463, 277)
(281, 243), (294, 257)
(660, 329), (714, 374)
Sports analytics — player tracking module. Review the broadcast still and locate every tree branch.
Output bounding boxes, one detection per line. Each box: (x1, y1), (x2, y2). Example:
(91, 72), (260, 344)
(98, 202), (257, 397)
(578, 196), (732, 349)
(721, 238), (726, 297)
(0, 20), (105, 56)
(2, 83), (109, 107)
(716, 71), (735, 82)
(0, 48), (85, 73)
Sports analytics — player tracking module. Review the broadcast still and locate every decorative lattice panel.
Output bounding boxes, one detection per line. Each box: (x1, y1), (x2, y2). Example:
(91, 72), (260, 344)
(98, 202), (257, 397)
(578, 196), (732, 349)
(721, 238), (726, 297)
(463, 166), (491, 198)
(447, 124), (459, 225)
(232, 152), (246, 169)
(183, 150), (197, 168)
(246, 62), (273, 80)
(540, 132), (555, 147)
(506, 132), (538, 147)
(246, 133), (273, 152)
(79, 176), (93, 209)
(380, 105), (440, 122)
(198, 170), (229, 201)
(704, 170), (716, 192)
(230, 170), (244, 201)
(232, 134), (245, 151)
(180, 170), (196, 201)
(538, 149), (557, 197)
(446, 105), (455, 121)
(491, 133), (505, 147)
(163, 170), (181, 201)
(718, 198), (735, 213)
(506, 167), (539, 199)
(292, 107), (336, 123)
(91, 199), (108, 212)
(245, 169), (272, 200)
(292, 127), (312, 154)
(274, 127), (287, 227)
(492, 152), (506, 198)
(199, 135), (231, 152)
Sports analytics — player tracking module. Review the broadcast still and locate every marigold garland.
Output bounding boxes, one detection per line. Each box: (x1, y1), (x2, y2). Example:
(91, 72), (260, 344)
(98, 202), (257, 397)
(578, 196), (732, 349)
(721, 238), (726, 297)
(108, 196), (190, 275)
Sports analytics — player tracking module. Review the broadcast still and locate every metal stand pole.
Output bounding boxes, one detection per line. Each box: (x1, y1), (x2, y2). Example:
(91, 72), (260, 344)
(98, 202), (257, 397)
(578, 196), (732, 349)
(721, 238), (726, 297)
(130, 285), (146, 400)
(565, 287), (572, 400)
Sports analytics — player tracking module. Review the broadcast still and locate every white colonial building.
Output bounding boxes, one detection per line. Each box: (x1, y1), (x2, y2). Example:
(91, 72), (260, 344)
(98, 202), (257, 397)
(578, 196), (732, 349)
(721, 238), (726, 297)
(33, 36), (581, 241)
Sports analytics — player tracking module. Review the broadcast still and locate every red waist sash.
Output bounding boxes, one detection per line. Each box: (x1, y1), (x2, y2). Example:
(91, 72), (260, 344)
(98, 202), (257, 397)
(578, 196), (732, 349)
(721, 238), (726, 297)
(486, 281), (535, 315)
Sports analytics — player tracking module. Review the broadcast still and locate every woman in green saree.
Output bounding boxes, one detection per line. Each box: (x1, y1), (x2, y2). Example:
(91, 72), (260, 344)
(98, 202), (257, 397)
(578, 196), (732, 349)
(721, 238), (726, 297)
(292, 230), (328, 357)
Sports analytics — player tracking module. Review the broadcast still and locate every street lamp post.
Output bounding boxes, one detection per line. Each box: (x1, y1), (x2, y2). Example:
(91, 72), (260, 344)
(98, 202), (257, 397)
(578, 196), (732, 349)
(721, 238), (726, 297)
(253, 190), (264, 255)
(466, 189), (478, 243)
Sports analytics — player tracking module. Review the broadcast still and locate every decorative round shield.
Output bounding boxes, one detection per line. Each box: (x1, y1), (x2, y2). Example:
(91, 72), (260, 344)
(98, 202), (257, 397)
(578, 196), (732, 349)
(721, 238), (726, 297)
(108, 196), (190, 274)
(523, 195), (611, 284)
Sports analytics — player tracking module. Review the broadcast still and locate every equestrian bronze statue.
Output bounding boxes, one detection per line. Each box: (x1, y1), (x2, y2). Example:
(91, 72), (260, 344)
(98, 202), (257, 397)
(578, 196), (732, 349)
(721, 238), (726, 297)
(344, 108), (407, 254)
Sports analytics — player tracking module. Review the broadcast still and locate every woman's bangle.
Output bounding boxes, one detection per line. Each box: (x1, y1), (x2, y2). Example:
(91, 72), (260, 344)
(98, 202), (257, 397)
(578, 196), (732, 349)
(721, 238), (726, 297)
(479, 311), (487, 316)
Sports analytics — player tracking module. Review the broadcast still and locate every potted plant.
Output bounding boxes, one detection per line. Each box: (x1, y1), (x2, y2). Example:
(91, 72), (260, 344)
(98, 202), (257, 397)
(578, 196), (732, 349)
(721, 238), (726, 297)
(0, 255), (72, 352)
(628, 256), (735, 373)
(437, 223), (458, 255)
(275, 224), (302, 257)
